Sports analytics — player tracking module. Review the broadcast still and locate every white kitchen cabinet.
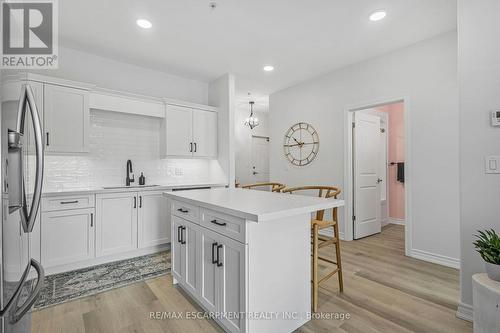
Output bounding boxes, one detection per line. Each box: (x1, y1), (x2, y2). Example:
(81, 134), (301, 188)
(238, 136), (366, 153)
(171, 216), (199, 296)
(41, 208), (95, 268)
(171, 216), (183, 279)
(137, 191), (169, 248)
(96, 192), (138, 257)
(44, 84), (89, 153)
(162, 105), (217, 158)
(193, 109), (217, 158)
(199, 227), (221, 313)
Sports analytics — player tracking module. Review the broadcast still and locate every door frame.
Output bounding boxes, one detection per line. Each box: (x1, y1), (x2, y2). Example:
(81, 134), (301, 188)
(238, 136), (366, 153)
(343, 96), (412, 256)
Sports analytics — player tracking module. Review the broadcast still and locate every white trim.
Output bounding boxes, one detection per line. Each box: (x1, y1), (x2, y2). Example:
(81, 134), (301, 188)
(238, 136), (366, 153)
(456, 302), (473, 322)
(411, 248), (460, 269)
(388, 218), (405, 225)
(343, 96), (413, 257)
(319, 229), (345, 241)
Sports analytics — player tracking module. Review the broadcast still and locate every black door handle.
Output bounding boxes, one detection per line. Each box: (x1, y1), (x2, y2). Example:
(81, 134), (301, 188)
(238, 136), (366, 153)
(177, 226), (182, 243)
(211, 219), (227, 227)
(190, 142), (193, 152)
(133, 196), (136, 208)
(194, 142), (197, 152)
(211, 242), (218, 264)
(177, 208), (188, 213)
(180, 226), (186, 244)
(139, 195), (142, 208)
(46, 132), (49, 146)
(216, 244), (223, 267)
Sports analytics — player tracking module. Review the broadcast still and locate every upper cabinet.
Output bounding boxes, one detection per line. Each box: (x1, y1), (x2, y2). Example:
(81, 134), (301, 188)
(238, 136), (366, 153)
(161, 104), (218, 158)
(44, 84), (90, 153)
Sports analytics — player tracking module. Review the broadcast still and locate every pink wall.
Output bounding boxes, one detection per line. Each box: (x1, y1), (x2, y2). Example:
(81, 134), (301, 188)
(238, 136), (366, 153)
(378, 103), (405, 220)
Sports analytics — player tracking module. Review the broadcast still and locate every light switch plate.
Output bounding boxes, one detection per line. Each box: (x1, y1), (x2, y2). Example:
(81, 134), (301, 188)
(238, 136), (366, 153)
(485, 156), (500, 174)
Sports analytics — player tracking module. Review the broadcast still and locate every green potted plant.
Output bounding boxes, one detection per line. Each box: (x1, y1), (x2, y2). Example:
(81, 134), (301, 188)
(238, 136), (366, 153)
(474, 229), (500, 282)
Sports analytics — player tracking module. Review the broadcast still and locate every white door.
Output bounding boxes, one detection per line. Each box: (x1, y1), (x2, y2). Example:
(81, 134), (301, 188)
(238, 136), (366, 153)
(137, 191), (169, 248)
(217, 236), (246, 333)
(164, 105), (193, 157)
(250, 136), (270, 184)
(44, 84), (89, 153)
(183, 221), (198, 296)
(41, 208), (95, 267)
(171, 216), (184, 281)
(193, 110), (217, 158)
(353, 112), (382, 239)
(96, 192), (138, 257)
(199, 228), (219, 313)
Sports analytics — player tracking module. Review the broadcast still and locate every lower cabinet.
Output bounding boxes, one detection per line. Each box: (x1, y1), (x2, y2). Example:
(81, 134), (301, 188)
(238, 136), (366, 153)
(138, 191), (170, 247)
(172, 215), (246, 333)
(41, 208), (95, 267)
(95, 192), (138, 257)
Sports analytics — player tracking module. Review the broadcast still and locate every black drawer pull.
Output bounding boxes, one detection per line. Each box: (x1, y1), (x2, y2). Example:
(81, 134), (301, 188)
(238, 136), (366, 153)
(212, 242), (218, 264)
(180, 226), (186, 244)
(211, 219), (227, 227)
(177, 208), (188, 213)
(177, 226), (182, 243)
(60, 200), (78, 204)
(216, 244), (223, 267)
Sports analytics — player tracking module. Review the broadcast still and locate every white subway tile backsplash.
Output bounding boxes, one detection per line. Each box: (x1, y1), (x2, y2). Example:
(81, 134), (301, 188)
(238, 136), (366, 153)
(38, 110), (225, 191)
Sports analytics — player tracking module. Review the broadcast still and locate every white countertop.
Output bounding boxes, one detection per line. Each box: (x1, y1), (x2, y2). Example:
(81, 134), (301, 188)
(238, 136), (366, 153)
(41, 181), (228, 197)
(164, 188), (344, 222)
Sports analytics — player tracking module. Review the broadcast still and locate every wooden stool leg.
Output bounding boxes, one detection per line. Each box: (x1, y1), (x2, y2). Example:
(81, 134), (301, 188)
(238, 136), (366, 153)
(333, 223), (343, 292)
(312, 225), (319, 312)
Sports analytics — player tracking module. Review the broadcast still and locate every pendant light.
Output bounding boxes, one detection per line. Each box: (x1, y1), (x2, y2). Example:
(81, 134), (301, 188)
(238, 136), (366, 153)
(244, 101), (259, 129)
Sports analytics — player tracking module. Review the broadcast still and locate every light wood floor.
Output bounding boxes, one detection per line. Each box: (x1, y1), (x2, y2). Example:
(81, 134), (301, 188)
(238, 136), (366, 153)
(32, 225), (471, 333)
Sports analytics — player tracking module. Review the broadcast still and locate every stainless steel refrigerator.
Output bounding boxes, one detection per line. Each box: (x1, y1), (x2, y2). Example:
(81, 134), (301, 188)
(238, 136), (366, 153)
(0, 80), (45, 333)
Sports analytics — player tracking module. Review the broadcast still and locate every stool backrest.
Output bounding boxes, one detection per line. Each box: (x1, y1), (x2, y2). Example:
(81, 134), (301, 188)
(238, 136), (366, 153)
(241, 182), (286, 193)
(282, 186), (341, 221)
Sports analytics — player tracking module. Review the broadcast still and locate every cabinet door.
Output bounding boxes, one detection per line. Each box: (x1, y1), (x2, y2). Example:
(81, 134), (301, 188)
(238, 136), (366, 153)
(218, 236), (246, 333)
(163, 105), (193, 157)
(171, 216), (184, 281)
(44, 84), (89, 153)
(192, 110), (217, 158)
(96, 192), (138, 257)
(199, 227), (220, 313)
(41, 208), (95, 268)
(137, 191), (169, 248)
(183, 221), (198, 296)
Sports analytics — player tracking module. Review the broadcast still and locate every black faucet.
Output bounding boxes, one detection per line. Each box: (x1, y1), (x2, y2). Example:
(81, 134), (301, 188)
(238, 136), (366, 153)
(126, 160), (134, 186)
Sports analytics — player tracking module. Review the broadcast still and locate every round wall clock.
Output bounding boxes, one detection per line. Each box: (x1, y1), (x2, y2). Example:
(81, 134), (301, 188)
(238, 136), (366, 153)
(283, 122), (319, 166)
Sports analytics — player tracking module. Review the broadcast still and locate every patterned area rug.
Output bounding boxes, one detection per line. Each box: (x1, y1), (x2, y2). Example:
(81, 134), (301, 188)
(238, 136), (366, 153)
(34, 250), (171, 310)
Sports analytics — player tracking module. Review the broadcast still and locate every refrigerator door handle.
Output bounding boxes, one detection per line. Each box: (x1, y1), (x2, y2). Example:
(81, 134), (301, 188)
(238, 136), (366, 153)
(9, 259), (45, 323)
(16, 84), (44, 233)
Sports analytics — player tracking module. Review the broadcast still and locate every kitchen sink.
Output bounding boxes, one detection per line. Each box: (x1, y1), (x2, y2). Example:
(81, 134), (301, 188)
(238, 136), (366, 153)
(102, 184), (160, 190)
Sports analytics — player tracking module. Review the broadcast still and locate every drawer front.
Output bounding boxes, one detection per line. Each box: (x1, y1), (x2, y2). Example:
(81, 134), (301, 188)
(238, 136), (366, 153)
(171, 200), (199, 223)
(200, 208), (246, 243)
(42, 194), (95, 211)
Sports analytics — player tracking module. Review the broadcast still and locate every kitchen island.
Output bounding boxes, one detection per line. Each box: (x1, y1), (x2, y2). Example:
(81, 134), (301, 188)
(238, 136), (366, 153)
(163, 188), (344, 333)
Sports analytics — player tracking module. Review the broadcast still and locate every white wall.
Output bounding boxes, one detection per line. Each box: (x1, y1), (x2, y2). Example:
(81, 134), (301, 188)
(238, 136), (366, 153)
(235, 106), (269, 185)
(20, 46), (209, 104)
(209, 74), (236, 187)
(269, 32), (460, 265)
(457, 0), (500, 318)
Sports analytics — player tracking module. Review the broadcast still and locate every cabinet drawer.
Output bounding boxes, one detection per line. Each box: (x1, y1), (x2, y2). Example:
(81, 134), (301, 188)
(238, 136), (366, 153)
(42, 194), (95, 211)
(171, 200), (199, 223)
(200, 208), (246, 243)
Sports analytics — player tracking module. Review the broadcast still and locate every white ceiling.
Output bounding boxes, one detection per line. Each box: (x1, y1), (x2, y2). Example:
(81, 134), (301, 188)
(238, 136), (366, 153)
(59, 0), (457, 100)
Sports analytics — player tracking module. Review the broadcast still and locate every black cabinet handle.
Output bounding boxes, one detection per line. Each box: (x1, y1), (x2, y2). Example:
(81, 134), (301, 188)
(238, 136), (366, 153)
(46, 132), (49, 146)
(133, 196), (137, 208)
(177, 208), (188, 213)
(194, 142), (197, 152)
(211, 219), (227, 227)
(180, 226), (186, 244)
(190, 142), (193, 152)
(212, 242), (218, 264)
(177, 226), (182, 243)
(90, 213), (93, 227)
(139, 196), (142, 208)
(60, 200), (78, 205)
(216, 244), (223, 267)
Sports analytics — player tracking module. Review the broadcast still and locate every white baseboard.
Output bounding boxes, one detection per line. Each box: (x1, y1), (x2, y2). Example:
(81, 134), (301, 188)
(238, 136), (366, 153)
(319, 229), (345, 241)
(410, 248), (460, 269)
(388, 218), (405, 225)
(381, 218), (389, 227)
(456, 302), (473, 322)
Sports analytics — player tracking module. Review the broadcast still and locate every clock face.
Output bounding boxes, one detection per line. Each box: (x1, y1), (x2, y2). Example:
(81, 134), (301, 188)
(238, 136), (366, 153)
(283, 122), (319, 166)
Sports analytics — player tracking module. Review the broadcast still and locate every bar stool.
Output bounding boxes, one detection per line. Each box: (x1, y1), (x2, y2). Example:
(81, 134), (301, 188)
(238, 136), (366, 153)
(240, 182), (286, 193)
(282, 186), (343, 312)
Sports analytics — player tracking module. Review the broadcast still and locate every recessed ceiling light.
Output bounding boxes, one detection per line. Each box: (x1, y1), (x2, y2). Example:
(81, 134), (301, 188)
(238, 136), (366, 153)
(263, 65), (274, 72)
(369, 10), (386, 21)
(136, 19), (152, 29)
